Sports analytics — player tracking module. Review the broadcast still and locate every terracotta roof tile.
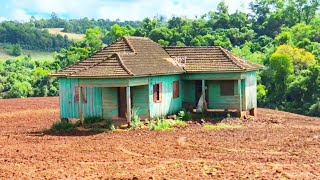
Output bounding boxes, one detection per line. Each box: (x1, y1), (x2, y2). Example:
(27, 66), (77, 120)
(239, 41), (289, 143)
(51, 36), (263, 77)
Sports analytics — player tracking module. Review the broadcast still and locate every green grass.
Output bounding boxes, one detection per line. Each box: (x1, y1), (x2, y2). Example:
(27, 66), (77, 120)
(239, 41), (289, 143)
(203, 123), (242, 130)
(45, 28), (85, 41)
(0, 48), (54, 61)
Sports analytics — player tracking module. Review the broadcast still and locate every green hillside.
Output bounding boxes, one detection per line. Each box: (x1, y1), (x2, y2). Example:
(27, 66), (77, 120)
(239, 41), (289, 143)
(0, 48), (54, 61)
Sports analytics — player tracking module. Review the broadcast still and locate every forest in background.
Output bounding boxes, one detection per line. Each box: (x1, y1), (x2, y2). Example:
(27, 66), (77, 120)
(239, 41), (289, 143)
(0, 0), (319, 116)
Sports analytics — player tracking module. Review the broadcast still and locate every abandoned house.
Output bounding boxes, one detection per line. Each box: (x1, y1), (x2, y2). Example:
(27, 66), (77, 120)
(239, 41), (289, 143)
(51, 36), (263, 123)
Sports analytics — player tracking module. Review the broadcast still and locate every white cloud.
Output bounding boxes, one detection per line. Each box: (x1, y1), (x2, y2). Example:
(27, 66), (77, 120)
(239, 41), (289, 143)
(0, 16), (7, 22)
(1, 0), (254, 21)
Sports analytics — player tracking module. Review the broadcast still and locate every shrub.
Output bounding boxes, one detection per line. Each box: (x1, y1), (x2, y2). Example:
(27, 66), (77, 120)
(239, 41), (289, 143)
(104, 119), (115, 131)
(309, 102), (320, 116)
(50, 121), (77, 132)
(203, 123), (242, 130)
(177, 110), (191, 121)
(84, 116), (102, 125)
(130, 107), (141, 129)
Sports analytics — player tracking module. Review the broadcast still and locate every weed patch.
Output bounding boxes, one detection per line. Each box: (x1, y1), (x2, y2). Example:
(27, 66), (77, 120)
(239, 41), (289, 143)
(50, 121), (78, 132)
(203, 123), (242, 130)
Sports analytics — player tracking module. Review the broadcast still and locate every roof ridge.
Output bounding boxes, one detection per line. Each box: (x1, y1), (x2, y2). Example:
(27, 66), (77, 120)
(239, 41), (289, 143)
(112, 53), (134, 76)
(122, 36), (136, 53)
(219, 47), (246, 70)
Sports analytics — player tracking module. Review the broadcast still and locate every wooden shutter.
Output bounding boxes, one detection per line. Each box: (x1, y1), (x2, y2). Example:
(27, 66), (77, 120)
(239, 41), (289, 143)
(220, 80), (235, 96)
(153, 84), (158, 102)
(74, 86), (79, 102)
(159, 83), (162, 102)
(173, 80), (180, 98)
(82, 87), (87, 103)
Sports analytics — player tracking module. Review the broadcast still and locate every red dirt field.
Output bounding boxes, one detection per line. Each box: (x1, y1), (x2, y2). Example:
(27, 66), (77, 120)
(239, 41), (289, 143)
(0, 97), (319, 179)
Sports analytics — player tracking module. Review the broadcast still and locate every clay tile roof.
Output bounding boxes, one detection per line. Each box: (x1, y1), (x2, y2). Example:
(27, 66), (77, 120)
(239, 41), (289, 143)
(164, 46), (263, 72)
(51, 36), (263, 78)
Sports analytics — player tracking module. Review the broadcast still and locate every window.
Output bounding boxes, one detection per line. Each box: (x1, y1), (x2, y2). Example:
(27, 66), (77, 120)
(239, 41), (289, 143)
(74, 86), (87, 103)
(220, 80), (234, 96)
(153, 83), (162, 103)
(173, 80), (180, 98)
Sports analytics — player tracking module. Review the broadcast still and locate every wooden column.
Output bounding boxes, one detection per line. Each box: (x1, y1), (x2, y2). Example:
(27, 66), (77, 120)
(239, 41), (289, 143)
(238, 79), (242, 112)
(202, 80), (206, 112)
(126, 86), (131, 125)
(79, 86), (84, 124)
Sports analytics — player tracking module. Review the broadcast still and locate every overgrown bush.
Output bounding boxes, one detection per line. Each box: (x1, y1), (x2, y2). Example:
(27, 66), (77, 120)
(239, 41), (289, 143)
(50, 121), (78, 132)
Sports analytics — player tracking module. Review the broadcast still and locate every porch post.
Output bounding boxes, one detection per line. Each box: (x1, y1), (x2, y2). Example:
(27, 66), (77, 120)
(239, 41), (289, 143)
(126, 86), (131, 125)
(202, 80), (206, 112)
(79, 86), (84, 124)
(238, 79), (242, 112)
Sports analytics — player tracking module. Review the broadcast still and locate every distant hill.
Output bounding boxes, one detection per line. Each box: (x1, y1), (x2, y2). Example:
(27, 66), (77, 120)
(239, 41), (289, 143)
(0, 48), (54, 61)
(45, 28), (85, 41)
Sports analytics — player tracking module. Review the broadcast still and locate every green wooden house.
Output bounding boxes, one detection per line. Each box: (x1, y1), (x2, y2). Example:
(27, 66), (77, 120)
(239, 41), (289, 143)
(51, 36), (263, 124)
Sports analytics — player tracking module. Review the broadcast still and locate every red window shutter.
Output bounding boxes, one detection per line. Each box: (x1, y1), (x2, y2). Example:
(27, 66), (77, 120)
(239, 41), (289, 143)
(82, 87), (87, 103)
(74, 86), (79, 102)
(173, 80), (180, 98)
(176, 81), (180, 98)
(153, 84), (157, 102)
(159, 83), (162, 102)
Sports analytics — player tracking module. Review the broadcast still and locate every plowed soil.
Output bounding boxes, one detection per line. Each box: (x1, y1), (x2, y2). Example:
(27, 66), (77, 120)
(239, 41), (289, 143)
(0, 97), (319, 179)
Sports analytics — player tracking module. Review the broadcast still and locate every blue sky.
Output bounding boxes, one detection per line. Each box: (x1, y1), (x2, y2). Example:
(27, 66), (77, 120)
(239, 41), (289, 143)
(0, 0), (253, 22)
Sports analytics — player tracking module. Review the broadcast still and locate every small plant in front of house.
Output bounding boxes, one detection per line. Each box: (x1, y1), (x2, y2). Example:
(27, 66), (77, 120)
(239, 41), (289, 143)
(149, 117), (187, 131)
(50, 121), (78, 133)
(203, 123), (242, 131)
(84, 116), (102, 126)
(102, 119), (115, 131)
(178, 110), (191, 121)
(130, 107), (141, 129)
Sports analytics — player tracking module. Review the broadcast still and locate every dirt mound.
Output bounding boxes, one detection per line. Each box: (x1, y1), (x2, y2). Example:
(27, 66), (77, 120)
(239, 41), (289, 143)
(0, 97), (319, 179)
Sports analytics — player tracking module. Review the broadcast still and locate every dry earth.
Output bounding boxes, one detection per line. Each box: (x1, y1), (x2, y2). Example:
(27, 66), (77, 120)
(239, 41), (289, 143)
(0, 97), (319, 179)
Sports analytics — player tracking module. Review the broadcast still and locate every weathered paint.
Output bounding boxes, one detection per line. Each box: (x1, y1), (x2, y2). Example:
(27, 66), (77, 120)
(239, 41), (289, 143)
(245, 71), (257, 110)
(59, 78), (103, 119)
(102, 87), (118, 119)
(149, 75), (182, 118)
(207, 80), (241, 110)
(131, 85), (149, 118)
(182, 80), (196, 105)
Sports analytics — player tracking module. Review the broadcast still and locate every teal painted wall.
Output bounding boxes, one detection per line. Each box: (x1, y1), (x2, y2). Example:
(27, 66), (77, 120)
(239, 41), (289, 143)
(183, 72), (244, 80)
(59, 78), (102, 119)
(245, 71), (257, 110)
(149, 75), (182, 118)
(207, 80), (241, 110)
(131, 85), (149, 118)
(182, 80), (196, 105)
(102, 87), (118, 119)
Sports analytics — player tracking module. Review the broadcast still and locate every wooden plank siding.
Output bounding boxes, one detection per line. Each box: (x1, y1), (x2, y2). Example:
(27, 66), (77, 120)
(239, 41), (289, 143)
(149, 75), (182, 118)
(182, 72), (245, 80)
(207, 80), (241, 110)
(131, 85), (149, 119)
(102, 87), (119, 119)
(59, 78), (103, 119)
(245, 71), (257, 110)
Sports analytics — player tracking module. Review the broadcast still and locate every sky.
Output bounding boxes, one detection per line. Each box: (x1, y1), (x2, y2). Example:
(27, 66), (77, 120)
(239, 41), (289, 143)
(0, 0), (253, 22)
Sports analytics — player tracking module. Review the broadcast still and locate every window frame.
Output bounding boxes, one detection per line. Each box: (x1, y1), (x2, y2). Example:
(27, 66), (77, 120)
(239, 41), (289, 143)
(74, 86), (87, 103)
